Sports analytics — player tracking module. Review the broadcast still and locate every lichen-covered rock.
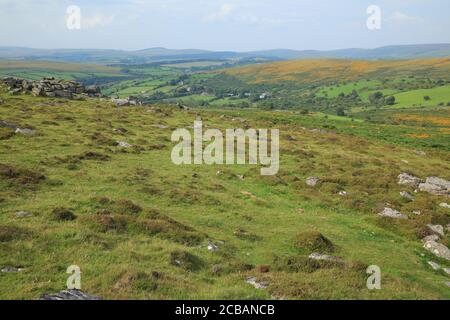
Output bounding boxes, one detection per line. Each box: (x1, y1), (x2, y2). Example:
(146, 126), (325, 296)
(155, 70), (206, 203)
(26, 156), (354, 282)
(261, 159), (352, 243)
(423, 241), (450, 261)
(306, 177), (320, 187)
(398, 173), (422, 188)
(378, 207), (408, 219)
(419, 177), (450, 197)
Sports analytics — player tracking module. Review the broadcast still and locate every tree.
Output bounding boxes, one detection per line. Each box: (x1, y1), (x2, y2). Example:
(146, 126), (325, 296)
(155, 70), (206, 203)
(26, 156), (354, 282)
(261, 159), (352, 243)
(336, 107), (346, 116)
(385, 96), (396, 106)
(369, 91), (384, 106)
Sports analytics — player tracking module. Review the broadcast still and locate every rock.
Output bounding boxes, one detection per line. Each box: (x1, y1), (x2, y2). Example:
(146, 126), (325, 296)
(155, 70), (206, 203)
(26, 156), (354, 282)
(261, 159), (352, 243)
(444, 268), (450, 275)
(423, 241), (450, 260)
(236, 175), (245, 181)
(423, 235), (440, 242)
(306, 177), (320, 187)
(412, 210), (422, 216)
(427, 261), (441, 270)
(427, 224), (445, 237)
(245, 277), (268, 289)
(2, 77), (101, 99)
(308, 253), (344, 263)
(398, 173), (422, 188)
(207, 240), (219, 252)
(15, 211), (32, 218)
(1, 267), (24, 273)
(152, 124), (168, 129)
(338, 191), (348, 197)
(113, 127), (127, 134)
(378, 207), (408, 219)
(117, 141), (132, 148)
(40, 289), (101, 300)
(445, 282), (450, 288)
(415, 150), (426, 156)
(419, 177), (450, 197)
(15, 128), (36, 136)
(400, 191), (415, 201)
(440, 203), (450, 209)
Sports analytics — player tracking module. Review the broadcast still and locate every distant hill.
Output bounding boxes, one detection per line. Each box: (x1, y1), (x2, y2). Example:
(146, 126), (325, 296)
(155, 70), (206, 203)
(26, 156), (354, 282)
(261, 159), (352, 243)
(224, 58), (450, 84)
(0, 44), (449, 64)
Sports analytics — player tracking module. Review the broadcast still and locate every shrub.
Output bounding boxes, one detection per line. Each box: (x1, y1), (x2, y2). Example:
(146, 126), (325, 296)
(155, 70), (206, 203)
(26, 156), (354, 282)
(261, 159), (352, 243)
(295, 231), (334, 253)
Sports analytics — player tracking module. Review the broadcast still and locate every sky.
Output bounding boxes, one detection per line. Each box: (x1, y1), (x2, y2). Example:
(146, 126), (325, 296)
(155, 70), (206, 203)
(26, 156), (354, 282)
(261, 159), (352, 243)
(0, 0), (449, 51)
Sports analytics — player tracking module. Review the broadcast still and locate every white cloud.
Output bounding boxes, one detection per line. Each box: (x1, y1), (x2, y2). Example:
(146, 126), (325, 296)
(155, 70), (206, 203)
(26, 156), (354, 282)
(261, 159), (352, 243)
(82, 13), (115, 29)
(389, 11), (420, 23)
(205, 3), (235, 22)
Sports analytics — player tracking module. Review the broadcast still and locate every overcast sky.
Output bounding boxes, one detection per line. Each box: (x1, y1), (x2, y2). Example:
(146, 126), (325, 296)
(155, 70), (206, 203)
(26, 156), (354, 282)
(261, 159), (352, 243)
(0, 0), (449, 51)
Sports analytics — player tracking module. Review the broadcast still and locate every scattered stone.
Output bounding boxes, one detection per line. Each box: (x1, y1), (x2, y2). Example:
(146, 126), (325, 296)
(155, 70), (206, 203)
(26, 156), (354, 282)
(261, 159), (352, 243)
(308, 253), (344, 263)
(338, 191), (348, 197)
(378, 207), (408, 219)
(412, 210), (422, 216)
(15, 128), (36, 136)
(415, 150), (426, 156)
(15, 211), (32, 218)
(207, 240), (219, 252)
(40, 289), (101, 300)
(400, 191), (415, 201)
(427, 261), (441, 271)
(427, 224), (444, 237)
(117, 141), (132, 148)
(152, 124), (168, 129)
(245, 277), (268, 289)
(440, 203), (450, 209)
(418, 177), (450, 197)
(1, 267), (24, 273)
(423, 240), (450, 260)
(306, 177), (320, 187)
(398, 173), (422, 188)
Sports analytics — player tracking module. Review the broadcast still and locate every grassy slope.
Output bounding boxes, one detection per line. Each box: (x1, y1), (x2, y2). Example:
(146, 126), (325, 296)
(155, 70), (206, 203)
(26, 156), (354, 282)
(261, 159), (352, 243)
(0, 89), (449, 300)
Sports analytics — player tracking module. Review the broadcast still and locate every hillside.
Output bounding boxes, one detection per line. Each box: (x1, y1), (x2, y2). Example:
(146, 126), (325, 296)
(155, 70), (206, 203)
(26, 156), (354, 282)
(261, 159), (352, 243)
(1, 44), (450, 64)
(224, 58), (450, 84)
(0, 84), (449, 299)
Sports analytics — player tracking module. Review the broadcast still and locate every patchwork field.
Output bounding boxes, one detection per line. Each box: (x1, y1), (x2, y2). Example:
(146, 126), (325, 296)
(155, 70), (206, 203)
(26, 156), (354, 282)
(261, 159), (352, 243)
(0, 86), (449, 300)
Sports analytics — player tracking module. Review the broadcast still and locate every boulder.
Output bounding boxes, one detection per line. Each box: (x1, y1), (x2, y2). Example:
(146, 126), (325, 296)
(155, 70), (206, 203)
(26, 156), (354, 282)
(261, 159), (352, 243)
(245, 277), (268, 289)
(419, 177), (450, 196)
(398, 173), (422, 188)
(423, 241), (450, 260)
(439, 203), (450, 209)
(15, 211), (32, 218)
(427, 261), (441, 271)
(15, 128), (36, 136)
(378, 207), (408, 219)
(306, 177), (320, 187)
(427, 224), (444, 237)
(400, 191), (415, 201)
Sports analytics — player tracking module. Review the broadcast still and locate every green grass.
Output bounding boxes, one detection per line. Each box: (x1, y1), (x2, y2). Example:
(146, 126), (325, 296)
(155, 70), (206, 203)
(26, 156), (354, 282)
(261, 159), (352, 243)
(0, 87), (449, 300)
(392, 85), (450, 108)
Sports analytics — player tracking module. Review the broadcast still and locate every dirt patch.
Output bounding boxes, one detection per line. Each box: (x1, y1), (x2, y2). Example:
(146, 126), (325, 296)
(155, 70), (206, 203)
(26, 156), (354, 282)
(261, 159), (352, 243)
(0, 163), (46, 187)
